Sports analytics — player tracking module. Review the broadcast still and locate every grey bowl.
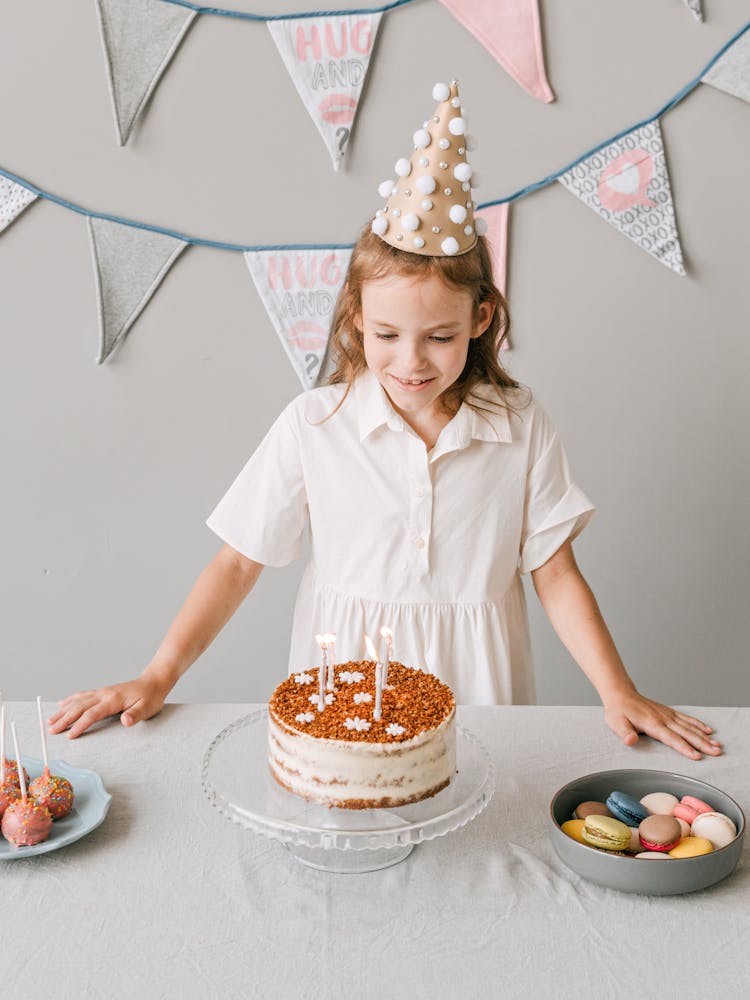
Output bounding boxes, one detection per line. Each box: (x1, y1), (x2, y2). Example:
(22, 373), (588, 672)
(549, 769), (745, 895)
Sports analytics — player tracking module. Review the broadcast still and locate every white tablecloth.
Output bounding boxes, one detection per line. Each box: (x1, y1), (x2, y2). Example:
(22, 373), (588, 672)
(3, 703), (748, 998)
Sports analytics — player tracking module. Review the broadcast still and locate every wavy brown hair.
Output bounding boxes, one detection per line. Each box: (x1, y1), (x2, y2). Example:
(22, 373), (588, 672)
(322, 223), (531, 427)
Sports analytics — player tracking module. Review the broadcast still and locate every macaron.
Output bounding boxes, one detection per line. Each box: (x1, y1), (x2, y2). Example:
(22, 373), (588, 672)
(582, 815), (631, 852)
(669, 836), (714, 858)
(561, 819), (587, 844)
(640, 792), (680, 815)
(573, 800), (612, 821)
(638, 815), (682, 853)
(635, 851), (672, 860)
(606, 791), (649, 827)
(675, 817), (691, 839)
(673, 795), (713, 825)
(626, 827), (641, 854)
(690, 812), (737, 850)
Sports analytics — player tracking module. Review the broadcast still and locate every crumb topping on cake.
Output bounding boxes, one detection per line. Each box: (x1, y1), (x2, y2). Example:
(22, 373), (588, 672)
(269, 660), (454, 742)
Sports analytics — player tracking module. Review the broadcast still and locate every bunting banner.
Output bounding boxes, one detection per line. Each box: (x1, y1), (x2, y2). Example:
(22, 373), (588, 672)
(437, 0), (554, 103)
(1, 21), (748, 376)
(267, 15), (382, 171)
(681, 0), (703, 24)
(89, 218), (188, 363)
(94, 0), (553, 158)
(702, 31), (750, 103)
(0, 177), (37, 233)
(244, 249), (352, 388)
(557, 121), (685, 276)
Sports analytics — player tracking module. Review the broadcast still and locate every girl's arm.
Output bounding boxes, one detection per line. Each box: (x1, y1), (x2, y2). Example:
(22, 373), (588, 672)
(48, 544), (264, 739)
(531, 540), (723, 760)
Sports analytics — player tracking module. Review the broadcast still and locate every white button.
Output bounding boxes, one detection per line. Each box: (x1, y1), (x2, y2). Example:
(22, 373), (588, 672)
(413, 537), (425, 549)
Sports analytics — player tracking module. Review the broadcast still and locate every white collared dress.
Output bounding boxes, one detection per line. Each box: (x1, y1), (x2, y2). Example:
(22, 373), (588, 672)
(206, 371), (595, 705)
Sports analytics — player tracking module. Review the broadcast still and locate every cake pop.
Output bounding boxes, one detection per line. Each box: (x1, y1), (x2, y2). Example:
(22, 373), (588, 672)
(0, 706), (22, 818)
(28, 697), (74, 820)
(1, 721), (52, 847)
(0, 692), (29, 788)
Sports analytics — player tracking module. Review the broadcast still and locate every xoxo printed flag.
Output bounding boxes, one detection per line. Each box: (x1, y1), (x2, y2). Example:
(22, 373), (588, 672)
(557, 121), (686, 276)
(702, 31), (750, 104)
(244, 248), (352, 389)
(267, 14), (382, 171)
(0, 177), (37, 233)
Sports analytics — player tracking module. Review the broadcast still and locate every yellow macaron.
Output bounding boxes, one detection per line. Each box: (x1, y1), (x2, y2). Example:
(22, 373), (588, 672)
(561, 819), (587, 844)
(668, 836), (714, 858)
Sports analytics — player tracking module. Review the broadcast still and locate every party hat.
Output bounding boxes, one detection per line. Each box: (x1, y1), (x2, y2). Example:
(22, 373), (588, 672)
(371, 80), (487, 257)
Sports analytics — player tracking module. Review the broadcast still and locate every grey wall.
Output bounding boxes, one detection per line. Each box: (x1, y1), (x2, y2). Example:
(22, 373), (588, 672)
(1, 1), (748, 707)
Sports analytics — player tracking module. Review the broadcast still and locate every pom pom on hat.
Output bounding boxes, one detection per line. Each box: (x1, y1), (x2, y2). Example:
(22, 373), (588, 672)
(475, 217), (488, 236)
(441, 237), (460, 255)
(378, 179), (395, 198)
(413, 129), (431, 149)
(372, 217), (389, 236)
(416, 175), (437, 195)
(432, 82), (451, 102)
(453, 162), (472, 183)
(449, 204), (467, 224)
(395, 158), (412, 177)
(402, 213), (420, 231)
(448, 117), (466, 136)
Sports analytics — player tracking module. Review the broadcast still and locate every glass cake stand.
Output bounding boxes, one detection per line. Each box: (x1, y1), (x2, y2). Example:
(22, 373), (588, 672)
(202, 708), (495, 873)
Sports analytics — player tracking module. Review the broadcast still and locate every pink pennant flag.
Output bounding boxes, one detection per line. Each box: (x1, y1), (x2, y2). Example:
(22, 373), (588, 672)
(475, 203), (511, 350)
(438, 0), (554, 103)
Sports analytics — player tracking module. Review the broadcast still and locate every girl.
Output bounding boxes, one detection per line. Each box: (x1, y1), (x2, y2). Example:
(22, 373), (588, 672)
(50, 83), (721, 761)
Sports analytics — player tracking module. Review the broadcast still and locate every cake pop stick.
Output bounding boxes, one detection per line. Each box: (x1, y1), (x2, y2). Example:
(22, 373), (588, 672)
(36, 696), (50, 778)
(0, 706), (21, 818)
(11, 722), (26, 802)
(1, 704), (5, 786)
(0, 695), (27, 789)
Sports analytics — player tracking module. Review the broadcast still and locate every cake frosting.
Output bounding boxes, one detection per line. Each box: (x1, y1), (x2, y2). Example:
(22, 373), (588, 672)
(268, 660), (456, 809)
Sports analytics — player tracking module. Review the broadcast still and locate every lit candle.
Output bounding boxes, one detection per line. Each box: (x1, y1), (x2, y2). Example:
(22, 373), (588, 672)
(364, 634), (382, 722)
(325, 632), (336, 690)
(314, 633), (328, 712)
(379, 626), (393, 687)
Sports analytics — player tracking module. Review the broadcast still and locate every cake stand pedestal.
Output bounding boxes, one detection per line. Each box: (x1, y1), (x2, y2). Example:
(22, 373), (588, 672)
(202, 709), (495, 873)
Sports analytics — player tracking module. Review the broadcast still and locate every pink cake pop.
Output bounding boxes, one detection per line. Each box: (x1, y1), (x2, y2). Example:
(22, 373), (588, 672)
(1, 721), (52, 847)
(0, 706), (22, 819)
(28, 696), (74, 820)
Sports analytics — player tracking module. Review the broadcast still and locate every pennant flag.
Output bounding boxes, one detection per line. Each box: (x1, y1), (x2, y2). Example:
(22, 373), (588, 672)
(95, 0), (197, 146)
(267, 14), (382, 171)
(702, 31), (750, 103)
(89, 218), (188, 363)
(244, 248), (352, 389)
(681, 0), (703, 23)
(475, 203), (511, 349)
(557, 121), (685, 276)
(0, 177), (37, 233)
(438, 0), (553, 103)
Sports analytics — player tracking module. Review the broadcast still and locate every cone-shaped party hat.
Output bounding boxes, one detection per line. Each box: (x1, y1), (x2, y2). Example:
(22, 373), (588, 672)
(371, 80), (486, 257)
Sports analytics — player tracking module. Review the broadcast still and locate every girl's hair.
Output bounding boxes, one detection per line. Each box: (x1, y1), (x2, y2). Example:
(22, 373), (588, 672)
(322, 223), (530, 425)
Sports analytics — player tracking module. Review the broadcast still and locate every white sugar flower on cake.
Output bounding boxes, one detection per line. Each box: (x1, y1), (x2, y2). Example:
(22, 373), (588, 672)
(309, 692), (335, 707)
(338, 671), (365, 684)
(295, 712), (315, 724)
(344, 716), (372, 732)
(293, 672), (314, 685)
(353, 691), (373, 704)
(385, 723), (406, 736)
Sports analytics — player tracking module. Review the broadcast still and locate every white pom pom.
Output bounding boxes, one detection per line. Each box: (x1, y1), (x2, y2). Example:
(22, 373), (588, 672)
(395, 158), (412, 177)
(441, 237), (460, 256)
(453, 162), (472, 183)
(438, 137), (450, 150)
(465, 134), (477, 152)
(372, 217), (389, 236)
(418, 156), (429, 168)
(475, 217), (488, 236)
(412, 236), (425, 250)
(378, 179), (395, 198)
(464, 225), (474, 236)
(471, 171), (482, 188)
(451, 96), (461, 108)
(432, 82), (450, 102)
(413, 128), (431, 149)
(402, 212), (420, 232)
(448, 117), (466, 136)
(421, 198), (433, 211)
(461, 182), (470, 192)
(416, 175), (437, 195)
(449, 204), (467, 224)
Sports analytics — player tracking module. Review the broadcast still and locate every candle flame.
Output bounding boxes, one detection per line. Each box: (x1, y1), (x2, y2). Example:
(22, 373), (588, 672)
(363, 634), (378, 660)
(315, 634), (328, 648)
(380, 626), (393, 643)
(324, 632), (336, 644)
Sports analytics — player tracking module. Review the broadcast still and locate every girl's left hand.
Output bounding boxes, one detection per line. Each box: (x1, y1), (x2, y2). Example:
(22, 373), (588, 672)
(603, 691), (723, 760)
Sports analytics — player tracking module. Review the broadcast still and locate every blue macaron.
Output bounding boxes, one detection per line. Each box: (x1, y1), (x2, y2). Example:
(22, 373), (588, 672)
(606, 791), (649, 826)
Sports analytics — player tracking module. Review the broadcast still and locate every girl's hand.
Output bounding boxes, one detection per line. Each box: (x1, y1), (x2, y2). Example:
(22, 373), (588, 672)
(47, 678), (167, 739)
(603, 690), (723, 760)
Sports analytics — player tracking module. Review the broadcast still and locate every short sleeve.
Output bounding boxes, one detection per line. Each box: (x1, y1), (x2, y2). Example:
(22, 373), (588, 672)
(519, 405), (596, 574)
(205, 400), (308, 567)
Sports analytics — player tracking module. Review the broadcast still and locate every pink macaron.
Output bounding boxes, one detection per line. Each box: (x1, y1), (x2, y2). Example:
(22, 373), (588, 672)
(673, 795), (713, 825)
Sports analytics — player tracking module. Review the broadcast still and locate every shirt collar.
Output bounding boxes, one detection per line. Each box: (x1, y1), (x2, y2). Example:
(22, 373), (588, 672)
(355, 370), (512, 447)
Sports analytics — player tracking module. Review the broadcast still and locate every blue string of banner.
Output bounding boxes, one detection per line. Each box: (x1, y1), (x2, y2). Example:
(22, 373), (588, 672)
(1, 19), (747, 252)
(159, 0), (418, 20)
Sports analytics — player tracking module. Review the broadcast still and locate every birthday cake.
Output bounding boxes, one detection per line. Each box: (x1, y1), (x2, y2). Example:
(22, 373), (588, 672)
(267, 660), (456, 809)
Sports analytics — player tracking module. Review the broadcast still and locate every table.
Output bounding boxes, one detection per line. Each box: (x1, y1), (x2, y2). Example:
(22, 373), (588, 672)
(3, 703), (748, 998)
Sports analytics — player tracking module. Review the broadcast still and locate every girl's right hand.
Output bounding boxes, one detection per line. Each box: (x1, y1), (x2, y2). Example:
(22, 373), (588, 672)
(47, 678), (168, 739)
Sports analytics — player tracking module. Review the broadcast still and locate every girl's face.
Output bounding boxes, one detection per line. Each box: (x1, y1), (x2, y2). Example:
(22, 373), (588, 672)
(358, 272), (494, 422)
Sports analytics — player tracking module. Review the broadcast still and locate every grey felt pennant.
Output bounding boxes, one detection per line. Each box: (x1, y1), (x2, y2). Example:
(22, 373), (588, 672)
(88, 217), (188, 364)
(702, 31), (750, 104)
(0, 177), (37, 233)
(681, 0), (703, 23)
(95, 0), (197, 146)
